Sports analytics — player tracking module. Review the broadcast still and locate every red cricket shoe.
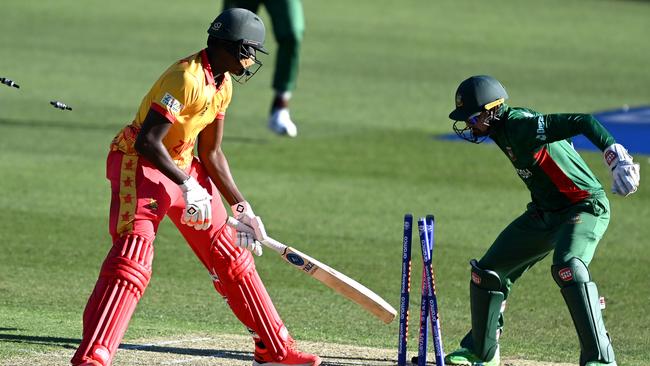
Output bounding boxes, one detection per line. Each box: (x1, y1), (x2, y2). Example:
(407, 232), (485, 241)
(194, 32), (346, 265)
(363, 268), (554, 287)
(252, 340), (321, 366)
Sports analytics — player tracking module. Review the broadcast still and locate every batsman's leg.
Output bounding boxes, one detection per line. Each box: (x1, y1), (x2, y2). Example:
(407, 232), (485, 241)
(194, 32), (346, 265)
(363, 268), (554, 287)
(168, 161), (320, 366)
(72, 152), (166, 365)
(71, 234), (153, 366)
(174, 221), (320, 366)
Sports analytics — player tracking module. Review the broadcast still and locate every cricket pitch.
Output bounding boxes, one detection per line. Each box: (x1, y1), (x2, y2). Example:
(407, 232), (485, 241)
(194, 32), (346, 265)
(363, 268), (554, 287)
(1, 333), (576, 366)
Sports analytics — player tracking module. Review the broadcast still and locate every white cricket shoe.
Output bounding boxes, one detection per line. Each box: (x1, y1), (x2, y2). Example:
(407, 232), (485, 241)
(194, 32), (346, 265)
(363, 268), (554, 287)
(268, 108), (298, 137)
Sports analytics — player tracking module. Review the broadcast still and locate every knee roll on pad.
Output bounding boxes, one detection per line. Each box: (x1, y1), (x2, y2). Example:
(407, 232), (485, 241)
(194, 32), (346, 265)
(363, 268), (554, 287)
(72, 235), (153, 366)
(552, 257), (591, 287)
(463, 260), (505, 362)
(209, 229), (289, 361)
(551, 257), (615, 365)
(470, 259), (502, 290)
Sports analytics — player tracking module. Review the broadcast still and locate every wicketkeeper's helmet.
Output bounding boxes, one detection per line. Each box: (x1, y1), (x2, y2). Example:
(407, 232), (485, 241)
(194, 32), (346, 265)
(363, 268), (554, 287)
(448, 75), (508, 121)
(207, 8), (269, 55)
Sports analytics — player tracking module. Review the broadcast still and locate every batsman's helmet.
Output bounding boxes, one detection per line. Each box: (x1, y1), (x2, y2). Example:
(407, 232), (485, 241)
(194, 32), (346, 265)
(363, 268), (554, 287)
(207, 8), (268, 55)
(448, 75), (508, 121)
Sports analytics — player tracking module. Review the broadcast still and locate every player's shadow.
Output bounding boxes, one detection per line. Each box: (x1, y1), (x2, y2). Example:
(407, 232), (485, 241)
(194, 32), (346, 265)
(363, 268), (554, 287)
(0, 333), (250, 361)
(0, 332), (397, 365)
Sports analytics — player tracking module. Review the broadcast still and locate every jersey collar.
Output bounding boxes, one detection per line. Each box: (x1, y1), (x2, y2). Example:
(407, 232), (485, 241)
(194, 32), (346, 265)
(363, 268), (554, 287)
(200, 48), (216, 86)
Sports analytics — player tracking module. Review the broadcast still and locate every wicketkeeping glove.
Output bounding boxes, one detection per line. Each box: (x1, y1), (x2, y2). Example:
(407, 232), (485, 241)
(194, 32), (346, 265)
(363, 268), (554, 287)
(603, 143), (640, 197)
(179, 177), (212, 230)
(230, 201), (268, 242)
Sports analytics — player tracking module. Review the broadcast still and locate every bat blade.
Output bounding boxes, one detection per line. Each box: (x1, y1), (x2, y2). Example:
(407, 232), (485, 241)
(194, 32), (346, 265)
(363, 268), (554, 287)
(281, 246), (397, 324)
(226, 217), (396, 323)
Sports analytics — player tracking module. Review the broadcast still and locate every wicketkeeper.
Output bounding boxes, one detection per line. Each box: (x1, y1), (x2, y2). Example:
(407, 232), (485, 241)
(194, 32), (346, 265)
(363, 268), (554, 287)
(71, 8), (320, 366)
(444, 75), (640, 366)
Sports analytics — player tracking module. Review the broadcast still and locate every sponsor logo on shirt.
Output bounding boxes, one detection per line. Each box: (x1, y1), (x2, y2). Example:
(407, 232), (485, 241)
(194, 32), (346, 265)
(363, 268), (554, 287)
(161, 92), (183, 114)
(568, 214), (582, 224)
(536, 116), (546, 141)
(516, 168), (533, 179)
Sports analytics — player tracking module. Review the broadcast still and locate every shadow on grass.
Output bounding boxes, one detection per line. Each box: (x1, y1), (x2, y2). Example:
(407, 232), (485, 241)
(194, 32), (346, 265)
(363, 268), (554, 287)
(0, 333), (395, 365)
(0, 117), (271, 144)
(0, 117), (123, 132)
(0, 332), (251, 361)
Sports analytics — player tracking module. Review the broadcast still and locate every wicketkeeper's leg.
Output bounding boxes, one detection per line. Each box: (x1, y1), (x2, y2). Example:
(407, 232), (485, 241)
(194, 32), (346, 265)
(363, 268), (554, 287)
(552, 196), (615, 365)
(459, 260), (505, 361)
(552, 258), (615, 365)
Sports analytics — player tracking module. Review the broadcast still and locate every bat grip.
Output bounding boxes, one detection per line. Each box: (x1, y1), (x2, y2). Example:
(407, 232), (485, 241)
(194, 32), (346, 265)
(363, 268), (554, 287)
(226, 217), (287, 254)
(261, 237), (287, 254)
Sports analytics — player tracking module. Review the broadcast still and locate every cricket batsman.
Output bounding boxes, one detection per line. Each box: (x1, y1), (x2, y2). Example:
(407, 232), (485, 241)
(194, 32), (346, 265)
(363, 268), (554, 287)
(70, 8), (320, 366)
(444, 75), (640, 366)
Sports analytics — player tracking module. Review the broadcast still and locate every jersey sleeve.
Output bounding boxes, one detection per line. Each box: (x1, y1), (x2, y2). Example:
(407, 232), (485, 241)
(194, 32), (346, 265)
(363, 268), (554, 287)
(541, 113), (616, 151)
(150, 70), (200, 123)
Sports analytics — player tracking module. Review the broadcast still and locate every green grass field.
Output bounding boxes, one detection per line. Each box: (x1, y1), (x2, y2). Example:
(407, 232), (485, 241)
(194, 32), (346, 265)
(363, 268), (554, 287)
(1, 0), (649, 364)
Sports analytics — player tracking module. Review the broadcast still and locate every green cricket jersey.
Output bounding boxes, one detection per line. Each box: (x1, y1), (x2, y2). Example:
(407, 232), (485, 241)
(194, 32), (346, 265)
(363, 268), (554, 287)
(489, 105), (615, 211)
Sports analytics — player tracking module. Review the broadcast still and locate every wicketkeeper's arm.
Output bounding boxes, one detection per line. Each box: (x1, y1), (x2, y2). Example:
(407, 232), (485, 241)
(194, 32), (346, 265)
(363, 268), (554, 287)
(542, 113), (615, 150)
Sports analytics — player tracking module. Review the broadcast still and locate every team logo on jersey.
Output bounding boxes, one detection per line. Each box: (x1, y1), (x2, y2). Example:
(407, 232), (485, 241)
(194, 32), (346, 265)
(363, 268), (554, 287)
(144, 198), (158, 211)
(506, 146), (516, 161)
(558, 268), (573, 282)
(455, 92), (463, 107)
(161, 92), (183, 114)
(199, 101), (211, 116)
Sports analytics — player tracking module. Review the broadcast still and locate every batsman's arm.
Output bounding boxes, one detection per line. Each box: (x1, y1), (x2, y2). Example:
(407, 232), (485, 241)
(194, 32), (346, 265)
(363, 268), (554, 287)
(135, 109), (190, 184)
(197, 117), (245, 206)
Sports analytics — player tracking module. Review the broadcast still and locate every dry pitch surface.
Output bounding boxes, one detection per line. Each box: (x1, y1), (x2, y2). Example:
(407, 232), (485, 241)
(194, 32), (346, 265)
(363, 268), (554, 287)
(2, 333), (575, 366)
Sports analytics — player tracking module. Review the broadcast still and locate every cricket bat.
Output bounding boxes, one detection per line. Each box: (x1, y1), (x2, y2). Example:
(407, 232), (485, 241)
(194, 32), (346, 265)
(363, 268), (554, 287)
(227, 217), (397, 324)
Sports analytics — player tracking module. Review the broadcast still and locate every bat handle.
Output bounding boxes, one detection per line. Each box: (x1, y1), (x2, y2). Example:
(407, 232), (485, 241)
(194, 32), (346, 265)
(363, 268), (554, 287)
(226, 217), (287, 254)
(261, 237), (287, 254)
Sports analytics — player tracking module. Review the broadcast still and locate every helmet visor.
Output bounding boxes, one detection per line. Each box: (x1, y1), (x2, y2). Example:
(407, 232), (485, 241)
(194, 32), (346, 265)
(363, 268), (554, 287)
(466, 111), (481, 126)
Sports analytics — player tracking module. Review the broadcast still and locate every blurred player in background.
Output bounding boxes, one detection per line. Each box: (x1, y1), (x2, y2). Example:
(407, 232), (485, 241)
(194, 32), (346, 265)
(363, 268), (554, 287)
(71, 8), (320, 366)
(444, 75), (640, 366)
(224, 0), (304, 137)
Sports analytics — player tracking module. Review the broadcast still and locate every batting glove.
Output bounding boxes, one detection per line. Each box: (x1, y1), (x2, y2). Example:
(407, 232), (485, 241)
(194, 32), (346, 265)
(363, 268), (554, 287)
(232, 224), (263, 256)
(179, 177), (212, 230)
(230, 201), (269, 242)
(603, 143), (640, 196)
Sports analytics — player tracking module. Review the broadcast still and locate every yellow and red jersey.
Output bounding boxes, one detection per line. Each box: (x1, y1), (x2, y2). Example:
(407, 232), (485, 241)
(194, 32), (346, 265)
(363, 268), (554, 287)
(111, 49), (232, 169)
